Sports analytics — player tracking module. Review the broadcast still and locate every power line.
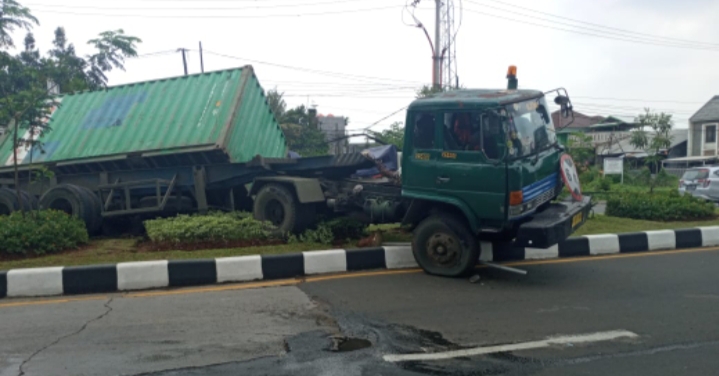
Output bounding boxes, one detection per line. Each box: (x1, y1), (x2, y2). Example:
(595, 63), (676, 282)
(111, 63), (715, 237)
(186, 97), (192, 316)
(30, 4), (401, 19)
(203, 50), (424, 86)
(462, 5), (719, 52)
(135, 50), (178, 58)
(572, 96), (704, 105)
(471, 0), (719, 48)
(362, 106), (409, 130)
(25, 0), (374, 11)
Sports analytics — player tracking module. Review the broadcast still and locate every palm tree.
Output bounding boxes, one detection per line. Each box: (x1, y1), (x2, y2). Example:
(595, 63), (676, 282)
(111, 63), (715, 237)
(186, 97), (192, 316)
(0, 0), (39, 48)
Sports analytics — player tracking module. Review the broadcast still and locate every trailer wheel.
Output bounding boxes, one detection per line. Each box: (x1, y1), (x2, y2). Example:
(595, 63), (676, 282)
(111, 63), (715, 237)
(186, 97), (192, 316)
(20, 191), (39, 210)
(0, 188), (36, 214)
(0, 188), (18, 215)
(412, 214), (479, 277)
(253, 184), (311, 234)
(39, 185), (102, 234)
(74, 186), (104, 235)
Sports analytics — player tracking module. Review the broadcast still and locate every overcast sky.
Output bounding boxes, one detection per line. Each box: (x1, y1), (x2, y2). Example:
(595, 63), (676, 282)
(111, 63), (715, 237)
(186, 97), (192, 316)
(10, 0), (719, 133)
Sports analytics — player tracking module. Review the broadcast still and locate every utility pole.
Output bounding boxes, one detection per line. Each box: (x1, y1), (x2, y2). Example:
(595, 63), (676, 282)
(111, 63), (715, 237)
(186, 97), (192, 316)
(433, 0), (442, 89)
(177, 48), (188, 76)
(199, 42), (204, 73)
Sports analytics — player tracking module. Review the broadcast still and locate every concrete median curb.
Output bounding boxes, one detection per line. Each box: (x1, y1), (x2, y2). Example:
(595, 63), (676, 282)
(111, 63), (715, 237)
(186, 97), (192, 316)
(2, 226), (719, 299)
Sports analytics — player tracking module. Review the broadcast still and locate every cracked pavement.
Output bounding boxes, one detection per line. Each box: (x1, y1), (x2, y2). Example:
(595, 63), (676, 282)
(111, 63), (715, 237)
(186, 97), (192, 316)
(2, 248), (719, 375)
(1, 287), (329, 376)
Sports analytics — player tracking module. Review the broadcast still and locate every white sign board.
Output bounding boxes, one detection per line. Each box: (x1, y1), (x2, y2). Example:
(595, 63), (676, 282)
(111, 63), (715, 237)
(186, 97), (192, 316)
(603, 158), (624, 175)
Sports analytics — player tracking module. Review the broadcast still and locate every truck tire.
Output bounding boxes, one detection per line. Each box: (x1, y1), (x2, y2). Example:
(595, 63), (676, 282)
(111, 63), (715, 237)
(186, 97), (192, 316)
(0, 188), (18, 215)
(74, 186), (104, 234)
(39, 185), (102, 234)
(0, 188), (35, 214)
(20, 191), (39, 210)
(253, 184), (314, 234)
(412, 214), (480, 277)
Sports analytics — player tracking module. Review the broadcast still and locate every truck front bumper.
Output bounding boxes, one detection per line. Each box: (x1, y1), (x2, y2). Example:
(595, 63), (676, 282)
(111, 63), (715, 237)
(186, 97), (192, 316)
(513, 196), (592, 249)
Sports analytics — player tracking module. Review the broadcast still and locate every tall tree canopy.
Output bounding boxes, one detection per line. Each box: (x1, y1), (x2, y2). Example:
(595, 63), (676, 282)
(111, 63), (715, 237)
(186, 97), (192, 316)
(0, 1), (141, 211)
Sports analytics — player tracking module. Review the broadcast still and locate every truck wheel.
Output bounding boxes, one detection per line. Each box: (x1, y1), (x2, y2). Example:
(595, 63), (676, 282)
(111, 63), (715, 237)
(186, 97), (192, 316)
(75, 186), (103, 234)
(0, 188), (18, 215)
(253, 184), (311, 234)
(0, 188), (36, 214)
(39, 185), (102, 234)
(20, 191), (39, 210)
(412, 214), (480, 277)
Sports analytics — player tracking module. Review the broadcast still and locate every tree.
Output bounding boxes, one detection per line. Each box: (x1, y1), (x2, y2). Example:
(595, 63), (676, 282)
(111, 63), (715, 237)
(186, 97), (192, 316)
(0, 51), (56, 213)
(370, 121), (404, 150)
(0, 0), (38, 48)
(266, 88), (286, 121)
(416, 84), (444, 99)
(566, 132), (594, 172)
(0, 2), (141, 214)
(629, 109), (674, 192)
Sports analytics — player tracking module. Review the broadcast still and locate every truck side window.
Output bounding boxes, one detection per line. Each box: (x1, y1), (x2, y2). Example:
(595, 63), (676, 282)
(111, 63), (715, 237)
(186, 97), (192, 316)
(442, 111), (502, 160)
(413, 112), (436, 149)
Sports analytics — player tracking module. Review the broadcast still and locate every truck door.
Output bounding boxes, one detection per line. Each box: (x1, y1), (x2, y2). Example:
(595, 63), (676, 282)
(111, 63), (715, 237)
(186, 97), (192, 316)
(402, 111), (441, 197)
(434, 110), (507, 224)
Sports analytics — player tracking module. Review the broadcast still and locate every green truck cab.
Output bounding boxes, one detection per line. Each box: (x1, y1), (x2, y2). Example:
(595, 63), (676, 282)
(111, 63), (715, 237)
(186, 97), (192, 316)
(399, 69), (591, 276)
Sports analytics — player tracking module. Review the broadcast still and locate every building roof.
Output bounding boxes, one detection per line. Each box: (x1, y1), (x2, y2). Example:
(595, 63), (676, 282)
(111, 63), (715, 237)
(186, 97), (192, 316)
(690, 95), (719, 123)
(552, 111), (604, 132)
(599, 128), (688, 156)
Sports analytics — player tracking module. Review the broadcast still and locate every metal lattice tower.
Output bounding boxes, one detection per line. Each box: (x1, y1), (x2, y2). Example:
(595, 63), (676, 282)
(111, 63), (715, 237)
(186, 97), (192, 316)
(440, 0), (459, 89)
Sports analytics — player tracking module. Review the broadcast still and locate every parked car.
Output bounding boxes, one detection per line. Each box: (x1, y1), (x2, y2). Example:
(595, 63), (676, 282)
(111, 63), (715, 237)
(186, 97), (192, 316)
(679, 167), (719, 201)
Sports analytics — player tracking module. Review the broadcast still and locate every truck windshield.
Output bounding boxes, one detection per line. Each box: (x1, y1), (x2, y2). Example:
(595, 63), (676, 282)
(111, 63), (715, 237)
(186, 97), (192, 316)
(504, 97), (556, 158)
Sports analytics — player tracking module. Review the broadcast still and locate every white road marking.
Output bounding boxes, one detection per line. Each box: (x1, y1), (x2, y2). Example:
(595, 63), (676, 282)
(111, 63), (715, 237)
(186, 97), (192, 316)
(383, 330), (639, 362)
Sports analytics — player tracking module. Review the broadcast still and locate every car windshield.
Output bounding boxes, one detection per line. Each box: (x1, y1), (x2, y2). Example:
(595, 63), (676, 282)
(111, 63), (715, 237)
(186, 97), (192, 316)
(504, 97), (557, 157)
(682, 169), (709, 180)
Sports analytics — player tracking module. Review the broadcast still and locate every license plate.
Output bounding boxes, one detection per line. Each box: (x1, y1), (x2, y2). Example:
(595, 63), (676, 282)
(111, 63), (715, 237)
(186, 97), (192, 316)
(687, 185), (696, 191)
(572, 212), (583, 228)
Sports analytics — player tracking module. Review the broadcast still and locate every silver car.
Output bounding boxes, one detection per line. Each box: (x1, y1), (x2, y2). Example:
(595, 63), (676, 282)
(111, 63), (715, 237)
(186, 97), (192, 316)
(679, 167), (719, 201)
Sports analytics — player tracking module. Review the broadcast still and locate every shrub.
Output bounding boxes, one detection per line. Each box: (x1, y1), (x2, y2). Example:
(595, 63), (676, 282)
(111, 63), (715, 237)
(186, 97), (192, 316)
(144, 212), (276, 244)
(298, 224), (335, 245)
(293, 218), (368, 245)
(606, 191), (715, 221)
(0, 210), (89, 255)
(323, 217), (367, 240)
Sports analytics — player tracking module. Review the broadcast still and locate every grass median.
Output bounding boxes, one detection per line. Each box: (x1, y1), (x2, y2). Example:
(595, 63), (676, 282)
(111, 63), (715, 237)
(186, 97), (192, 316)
(2, 215), (719, 271)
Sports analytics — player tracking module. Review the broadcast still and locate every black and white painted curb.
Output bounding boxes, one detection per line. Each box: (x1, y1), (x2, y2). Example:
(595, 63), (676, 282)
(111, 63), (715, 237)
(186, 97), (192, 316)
(2, 226), (718, 299)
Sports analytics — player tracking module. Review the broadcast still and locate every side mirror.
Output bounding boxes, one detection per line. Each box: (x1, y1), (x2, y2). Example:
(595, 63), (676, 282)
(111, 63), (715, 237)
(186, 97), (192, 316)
(554, 95), (573, 118)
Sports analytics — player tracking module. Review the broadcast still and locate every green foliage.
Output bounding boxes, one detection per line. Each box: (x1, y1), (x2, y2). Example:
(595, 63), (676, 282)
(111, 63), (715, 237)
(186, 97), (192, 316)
(370, 121), (404, 150)
(294, 218), (368, 245)
(280, 122), (329, 157)
(0, 0), (38, 48)
(566, 132), (594, 169)
(629, 109), (674, 192)
(606, 191), (715, 221)
(298, 224), (335, 245)
(266, 88), (286, 121)
(416, 85), (445, 98)
(0, 210), (89, 255)
(144, 212), (276, 244)
(323, 217), (368, 240)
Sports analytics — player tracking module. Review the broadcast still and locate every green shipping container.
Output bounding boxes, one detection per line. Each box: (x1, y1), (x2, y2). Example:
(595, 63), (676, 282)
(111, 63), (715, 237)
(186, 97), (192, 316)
(0, 65), (287, 169)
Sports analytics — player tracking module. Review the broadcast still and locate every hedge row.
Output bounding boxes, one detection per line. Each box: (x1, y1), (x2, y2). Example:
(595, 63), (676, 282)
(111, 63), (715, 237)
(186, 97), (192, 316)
(606, 191), (715, 221)
(0, 210), (89, 255)
(144, 211), (276, 245)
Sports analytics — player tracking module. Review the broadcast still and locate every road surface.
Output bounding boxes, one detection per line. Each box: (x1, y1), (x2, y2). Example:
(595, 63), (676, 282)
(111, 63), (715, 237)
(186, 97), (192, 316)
(2, 247), (718, 375)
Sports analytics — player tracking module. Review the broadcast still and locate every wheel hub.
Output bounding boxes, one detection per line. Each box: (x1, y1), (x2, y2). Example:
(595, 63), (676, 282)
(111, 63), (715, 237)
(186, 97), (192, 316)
(265, 199), (285, 226)
(426, 232), (460, 266)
